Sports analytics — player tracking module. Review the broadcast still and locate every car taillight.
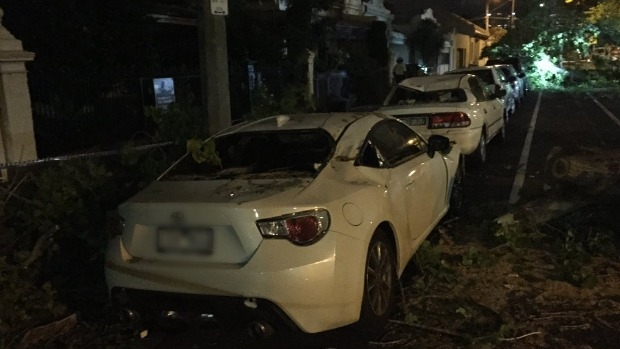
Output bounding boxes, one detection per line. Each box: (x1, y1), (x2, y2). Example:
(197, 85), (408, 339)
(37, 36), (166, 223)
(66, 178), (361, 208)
(257, 209), (330, 245)
(428, 112), (471, 129)
(106, 212), (125, 238)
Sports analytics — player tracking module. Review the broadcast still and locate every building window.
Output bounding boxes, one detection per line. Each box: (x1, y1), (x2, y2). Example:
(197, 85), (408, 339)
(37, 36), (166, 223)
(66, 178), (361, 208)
(457, 48), (466, 68)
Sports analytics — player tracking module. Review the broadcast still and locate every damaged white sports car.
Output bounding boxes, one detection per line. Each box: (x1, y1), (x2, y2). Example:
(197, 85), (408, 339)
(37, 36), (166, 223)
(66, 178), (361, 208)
(104, 112), (463, 336)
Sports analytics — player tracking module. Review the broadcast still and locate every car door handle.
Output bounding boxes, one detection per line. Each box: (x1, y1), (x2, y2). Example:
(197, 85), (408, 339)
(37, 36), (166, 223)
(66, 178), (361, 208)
(484, 108), (488, 114)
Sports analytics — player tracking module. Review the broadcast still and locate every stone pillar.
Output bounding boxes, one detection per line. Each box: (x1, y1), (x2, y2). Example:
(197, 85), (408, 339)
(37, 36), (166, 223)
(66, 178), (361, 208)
(0, 7), (37, 170)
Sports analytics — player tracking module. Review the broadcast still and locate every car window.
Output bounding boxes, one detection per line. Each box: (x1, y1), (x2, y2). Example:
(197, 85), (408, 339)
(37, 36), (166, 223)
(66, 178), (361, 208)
(358, 120), (426, 168)
(384, 86), (467, 106)
(499, 67), (513, 78)
(463, 70), (494, 85)
(163, 130), (335, 179)
(494, 68), (508, 82)
(468, 76), (492, 101)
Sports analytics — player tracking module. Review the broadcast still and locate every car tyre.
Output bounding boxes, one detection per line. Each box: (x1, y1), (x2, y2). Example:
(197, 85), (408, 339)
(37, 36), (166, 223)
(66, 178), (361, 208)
(499, 122), (507, 142)
(471, 131), (487, 165)
(357, 229), (397, 334)
(448, 161), (465, 217)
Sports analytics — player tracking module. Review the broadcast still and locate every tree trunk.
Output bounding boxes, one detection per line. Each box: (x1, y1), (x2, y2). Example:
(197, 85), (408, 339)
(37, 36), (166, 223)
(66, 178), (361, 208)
(545, 146), (620, 194)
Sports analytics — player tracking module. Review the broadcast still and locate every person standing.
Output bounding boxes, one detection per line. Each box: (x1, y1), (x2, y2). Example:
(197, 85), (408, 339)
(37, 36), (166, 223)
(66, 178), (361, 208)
(393, 57), (407, 84)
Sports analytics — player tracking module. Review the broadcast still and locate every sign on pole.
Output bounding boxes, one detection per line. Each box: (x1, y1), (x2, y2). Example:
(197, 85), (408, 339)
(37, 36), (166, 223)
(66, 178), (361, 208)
(210, 0), (228, 15)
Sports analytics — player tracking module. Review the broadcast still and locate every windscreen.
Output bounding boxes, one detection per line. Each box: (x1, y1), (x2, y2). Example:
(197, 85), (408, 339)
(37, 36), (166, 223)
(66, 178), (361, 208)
(462, 70), (494, 85)
(162, 130), (335, 180)
(384, 86), (467, 106)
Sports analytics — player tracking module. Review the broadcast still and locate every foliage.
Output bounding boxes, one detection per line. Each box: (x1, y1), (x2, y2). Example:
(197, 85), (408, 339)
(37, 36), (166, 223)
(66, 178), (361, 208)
(249, 82), (315, 119)
(0, 257), (67, 346)
(144, 89), (205, 143)
(552, 229), (597, 287)
(5, 161), (118, 251)
(494, 213), (542, 250)
(461, 246), (494, 268)
(484, 0), (600, 89)
(413, 241), (455, 289)
(586, 0), (620, 43)
(187, 139), (221, 168)
(409, 19), (444, 68)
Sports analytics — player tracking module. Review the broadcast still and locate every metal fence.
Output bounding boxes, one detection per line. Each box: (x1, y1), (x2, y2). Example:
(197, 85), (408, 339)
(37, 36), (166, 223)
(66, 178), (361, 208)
(29, 79), (147, 158)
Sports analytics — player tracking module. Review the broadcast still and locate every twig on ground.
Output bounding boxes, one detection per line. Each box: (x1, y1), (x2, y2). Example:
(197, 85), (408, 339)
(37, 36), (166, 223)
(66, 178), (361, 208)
(0, 173), (36, 208)
(368, 339), (406, 346)
(499, 331), (542, 341)
(21, 225), (59, 269)
(595, 313), (620, 332)
(560, 323), (591, 331)
(389, 320), (467, 338)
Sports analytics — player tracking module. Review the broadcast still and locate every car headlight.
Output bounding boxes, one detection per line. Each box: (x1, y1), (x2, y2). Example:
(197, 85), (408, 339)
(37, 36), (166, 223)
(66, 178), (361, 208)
(257, 209), (330, 245)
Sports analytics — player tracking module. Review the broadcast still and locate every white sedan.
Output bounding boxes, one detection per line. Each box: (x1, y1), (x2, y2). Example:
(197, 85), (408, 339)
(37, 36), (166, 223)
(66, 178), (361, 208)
(380, 74), (506, 164)
(105, 112), (463, 337)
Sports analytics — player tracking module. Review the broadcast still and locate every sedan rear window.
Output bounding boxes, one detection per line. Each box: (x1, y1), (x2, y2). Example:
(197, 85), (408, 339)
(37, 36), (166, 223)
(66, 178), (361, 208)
(385, 86), (467, 106)
(461, 70), (494, 85)
(163, 130), (334, 180)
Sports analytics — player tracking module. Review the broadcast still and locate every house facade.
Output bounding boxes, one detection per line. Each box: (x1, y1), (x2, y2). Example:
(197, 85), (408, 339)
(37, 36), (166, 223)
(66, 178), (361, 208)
(391, 8), (490, 76)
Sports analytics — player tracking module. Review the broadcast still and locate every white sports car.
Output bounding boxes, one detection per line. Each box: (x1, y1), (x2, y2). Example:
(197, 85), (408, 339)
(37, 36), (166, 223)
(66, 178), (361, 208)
(380, 74), (506, 164)
(105, 112), (463, 337)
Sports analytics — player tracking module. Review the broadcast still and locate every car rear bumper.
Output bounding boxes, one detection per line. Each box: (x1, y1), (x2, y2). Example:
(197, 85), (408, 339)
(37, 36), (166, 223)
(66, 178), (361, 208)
(104, 231), (366, 333)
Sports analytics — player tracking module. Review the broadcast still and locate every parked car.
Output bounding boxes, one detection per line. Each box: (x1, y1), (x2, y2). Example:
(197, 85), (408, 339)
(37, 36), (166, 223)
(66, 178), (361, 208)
(491, 63), (524, 105)
(445, 65), (516, 123)
(486, 57), (529, 95)
(379, 74), (506, 164)
(105, 112), (464, 336)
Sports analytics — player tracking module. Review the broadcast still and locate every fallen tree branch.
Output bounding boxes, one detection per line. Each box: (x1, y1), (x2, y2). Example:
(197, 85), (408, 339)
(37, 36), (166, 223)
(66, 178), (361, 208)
(499, 331), (542, 341)
(21, 225), (59, 269)
(389, 320), (467, 338)
(368, 339), (406, 346)
(595, 313), (620, 333)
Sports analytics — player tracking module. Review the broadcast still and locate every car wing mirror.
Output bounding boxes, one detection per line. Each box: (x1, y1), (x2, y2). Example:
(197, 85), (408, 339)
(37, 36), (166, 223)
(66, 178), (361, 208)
(494, 88), (507, 98)
(518, 72), (526, 78)
(427, 135), (450, 158)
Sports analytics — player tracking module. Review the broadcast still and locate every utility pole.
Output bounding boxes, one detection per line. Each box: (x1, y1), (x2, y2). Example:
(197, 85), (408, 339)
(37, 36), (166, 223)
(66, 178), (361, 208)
(510, 0), (516, 28)
(199, 0), (231, 136)
(485, 0), (490, 31)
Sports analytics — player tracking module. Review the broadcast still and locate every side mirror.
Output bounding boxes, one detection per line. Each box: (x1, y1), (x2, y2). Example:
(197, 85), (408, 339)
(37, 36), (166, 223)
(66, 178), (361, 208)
(494, 88), (507, 98)
(427, 135), (451, 158)
(518, 72), (526, 78)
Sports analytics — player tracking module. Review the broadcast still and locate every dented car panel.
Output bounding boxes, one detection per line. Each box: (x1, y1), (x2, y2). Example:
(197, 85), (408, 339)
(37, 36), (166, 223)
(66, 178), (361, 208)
(105, 112), (462, 334)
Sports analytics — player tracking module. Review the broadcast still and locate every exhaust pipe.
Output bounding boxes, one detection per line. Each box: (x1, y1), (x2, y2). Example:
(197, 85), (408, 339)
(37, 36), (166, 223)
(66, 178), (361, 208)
(247, 320), (274, 339)
(160, 310), (189, 330)
(119, 308), (142, 328)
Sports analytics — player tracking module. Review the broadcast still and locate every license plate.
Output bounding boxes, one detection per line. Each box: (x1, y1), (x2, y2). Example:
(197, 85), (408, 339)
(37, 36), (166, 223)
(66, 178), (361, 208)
(402, 117), (426, 126)
(157, 227), (214, 254)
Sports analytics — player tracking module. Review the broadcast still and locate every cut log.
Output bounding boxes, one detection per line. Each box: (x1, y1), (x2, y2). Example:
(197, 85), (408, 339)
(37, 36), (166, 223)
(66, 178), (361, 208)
(545, 146), (620, 194)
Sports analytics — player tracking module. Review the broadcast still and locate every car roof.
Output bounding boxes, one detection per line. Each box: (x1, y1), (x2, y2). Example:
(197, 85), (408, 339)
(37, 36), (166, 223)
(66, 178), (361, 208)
(449, 65), (496, 72)
(491, 63), (516, 70)
(398, 74), (470, 92)
(218, 112), (383, 141)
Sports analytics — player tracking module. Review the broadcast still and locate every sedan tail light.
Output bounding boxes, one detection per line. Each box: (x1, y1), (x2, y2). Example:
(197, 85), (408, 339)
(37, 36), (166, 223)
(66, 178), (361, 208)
(428, 112), (471, 129)
(257, 209), (330, 245)
(106, 212), (126, 239)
